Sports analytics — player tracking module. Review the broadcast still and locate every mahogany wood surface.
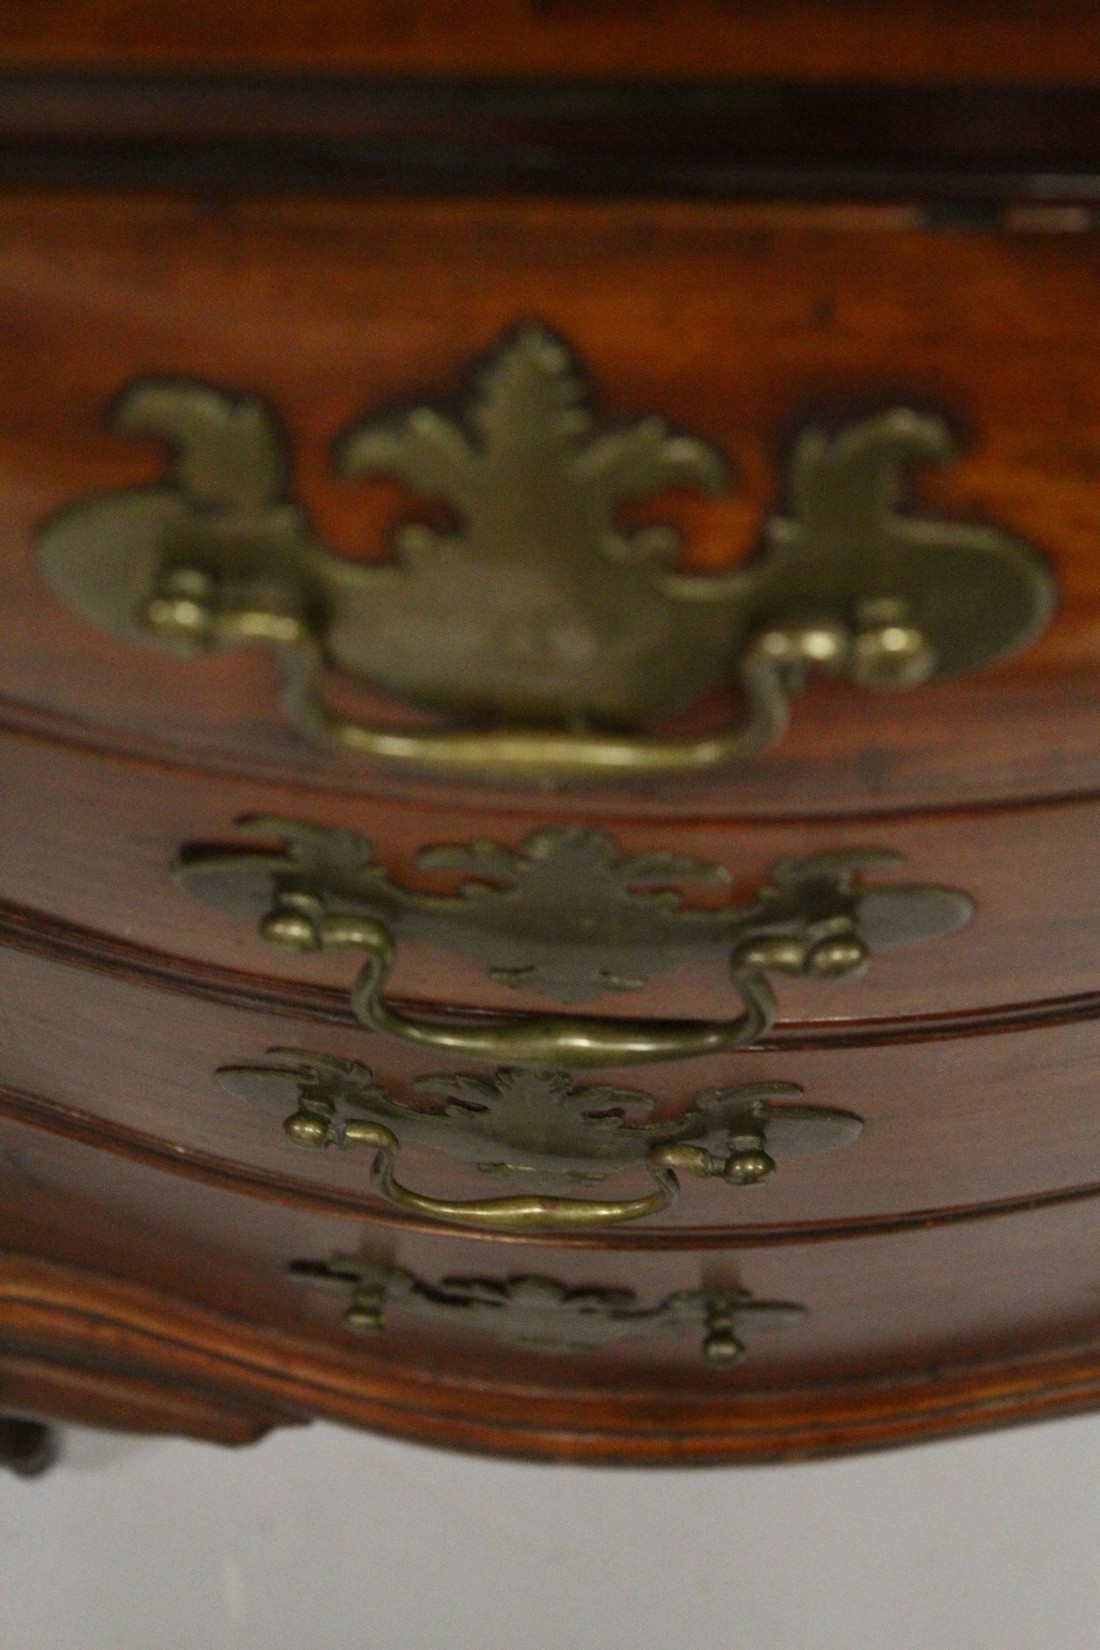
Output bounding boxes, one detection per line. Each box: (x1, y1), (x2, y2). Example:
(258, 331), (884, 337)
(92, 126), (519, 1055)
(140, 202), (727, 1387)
(4, 25), (1100, 1463)
(3, 1), (1100, 84)
(5, 940), (1100, 1237)
(2, 729), (1099, 1029)
(4, 1121), (1100, 1462)
(1, 197), (1099, 816)
(0, 1355), (282, 1445)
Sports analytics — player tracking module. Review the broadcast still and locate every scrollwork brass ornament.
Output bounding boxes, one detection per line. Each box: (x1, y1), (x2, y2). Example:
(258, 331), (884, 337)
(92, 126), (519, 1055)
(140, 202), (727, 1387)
(218, 1052), (863, 1232)
(178, 820), (973, 1068)
(36, 326), (1054, 783)
(290, 1256), (805, 1366)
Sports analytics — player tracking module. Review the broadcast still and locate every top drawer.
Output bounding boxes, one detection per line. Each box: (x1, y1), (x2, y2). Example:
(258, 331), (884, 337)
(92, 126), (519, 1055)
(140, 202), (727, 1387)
(4, 1), (1100, 81)
(5, 195), (1099, 817)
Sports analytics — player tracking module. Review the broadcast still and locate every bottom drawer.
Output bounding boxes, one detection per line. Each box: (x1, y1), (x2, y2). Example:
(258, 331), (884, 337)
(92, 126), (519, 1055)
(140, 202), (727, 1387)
(2, 1114), (1100, 1461)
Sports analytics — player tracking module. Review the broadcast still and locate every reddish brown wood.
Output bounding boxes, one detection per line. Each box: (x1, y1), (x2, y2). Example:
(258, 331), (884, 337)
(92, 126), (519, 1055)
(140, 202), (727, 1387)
(4, 1129), (1100, 1463)
(2, 1), (1100, 83)
(4, 938), (1100, 1239)
(2, 32), (1100, 1462)
(0, 1356), (282, 1445)
(2, 730), (1100, 1030)
(0, 197), (1099, 815)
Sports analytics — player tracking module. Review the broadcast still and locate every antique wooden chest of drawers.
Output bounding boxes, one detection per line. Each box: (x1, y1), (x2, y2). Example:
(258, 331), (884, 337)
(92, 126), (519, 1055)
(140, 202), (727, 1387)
(3, 2), (1100, 1465)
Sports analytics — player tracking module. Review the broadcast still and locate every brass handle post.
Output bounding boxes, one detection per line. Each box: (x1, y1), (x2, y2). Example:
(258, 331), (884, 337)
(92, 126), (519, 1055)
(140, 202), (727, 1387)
(38, 330), (1054, 785)
(184, 824), (974, 1073)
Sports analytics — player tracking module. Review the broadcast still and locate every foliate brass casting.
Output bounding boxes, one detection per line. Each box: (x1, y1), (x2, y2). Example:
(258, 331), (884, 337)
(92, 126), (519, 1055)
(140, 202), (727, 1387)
(36, 326), (1054, 782)
(218, 1053), (863, 1232)
(289, 1257), (805, 1366)
(178, 820), (973, 1068)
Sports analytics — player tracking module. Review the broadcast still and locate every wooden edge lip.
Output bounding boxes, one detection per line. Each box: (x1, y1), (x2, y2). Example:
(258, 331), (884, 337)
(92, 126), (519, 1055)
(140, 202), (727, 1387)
(6, 697), (1100, 829)
(5, 1249), (1100, 1464)
(4, 894), (1100, 1054)
(6, 1077), (1100, 1250)
(0, 1353), (285, 1446)
(0, 76), (1098, 202)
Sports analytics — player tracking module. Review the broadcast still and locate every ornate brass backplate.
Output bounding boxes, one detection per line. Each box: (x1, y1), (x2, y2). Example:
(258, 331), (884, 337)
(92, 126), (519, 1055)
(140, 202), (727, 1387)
(36, 326), (1054, 782)
(218, 1053), (863, 1232)
(290, 1256), (805, 1366)
(178, 820), (973, 1067)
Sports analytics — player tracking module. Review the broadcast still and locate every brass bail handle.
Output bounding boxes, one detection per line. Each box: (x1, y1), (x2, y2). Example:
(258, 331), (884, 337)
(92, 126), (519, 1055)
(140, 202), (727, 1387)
(302, 1116), (697, 1233)
(217, 1053), (863, 1237)
(180, 824), (974, 1074)
(279, 1095), (789, 1234)
(35, 327), (1055, 784)
(144, 587), (934, 779)
(259, 896), (868, 1070)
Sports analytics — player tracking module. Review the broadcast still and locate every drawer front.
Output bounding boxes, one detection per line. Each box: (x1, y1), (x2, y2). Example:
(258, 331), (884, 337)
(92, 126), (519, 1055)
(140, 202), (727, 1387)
(4, 1113), (1100, 1461)
(4, 940), (1100, 1235)
(1, 195), (1096, 816)
(3, 1), (1100, 80)
(2, 732), (1098, 1031)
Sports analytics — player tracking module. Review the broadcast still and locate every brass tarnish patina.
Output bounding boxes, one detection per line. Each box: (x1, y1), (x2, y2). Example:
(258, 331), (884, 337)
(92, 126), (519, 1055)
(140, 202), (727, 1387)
(290, 1257), (804, 1365)
(217, 1053), (862, 1232)
(178, 820), (973, 1068)
(36, 326), (1054, 782)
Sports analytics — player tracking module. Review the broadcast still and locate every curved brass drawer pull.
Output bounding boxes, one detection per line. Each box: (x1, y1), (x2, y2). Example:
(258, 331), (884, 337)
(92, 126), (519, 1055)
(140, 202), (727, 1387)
(182, 821), (973, 1070)
(219, 1054), (863, 1233)
(345, 1117), (684, 1232)
(37, 327), (1054, 784)
(338, 912), (779, 1067)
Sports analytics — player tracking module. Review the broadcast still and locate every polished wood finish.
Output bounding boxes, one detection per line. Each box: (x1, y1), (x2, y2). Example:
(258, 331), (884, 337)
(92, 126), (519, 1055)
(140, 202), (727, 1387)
(5, 12), (1100, 1464)
(3, 731), (1100, 1028)
(3, 197), (1100, 814)
(5, 1123), (1100, 1463)
(4, 1), (1100, 84)
(6, 939), (1100, 1238)
(0, 1362), (277, 1446)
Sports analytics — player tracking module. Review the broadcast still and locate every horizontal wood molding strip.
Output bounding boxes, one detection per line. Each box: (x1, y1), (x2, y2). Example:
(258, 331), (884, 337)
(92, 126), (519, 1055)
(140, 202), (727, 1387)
(0, 78), (1099, 203)
(6, 4), (1100, 85)
(6, 1077), (1100, 1249)
(6, 1249), (1100, 1465)
(0, 1350), (283, 1444)
(12, 697), (1100, 824)
(3, 896), (1099, 1054)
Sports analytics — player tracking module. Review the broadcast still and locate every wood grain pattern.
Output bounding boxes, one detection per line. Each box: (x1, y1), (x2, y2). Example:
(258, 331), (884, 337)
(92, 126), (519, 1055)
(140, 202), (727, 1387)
(3, 730), (1100, 1030)
(6, 938), (1100, 1238)
(0, 1354), (283, 1444)
(4, 40), (1100, 1461)
(5, 1125), (1100, 1462)
(3, 1), (1100, 83)
(1, 197), (1099, 814)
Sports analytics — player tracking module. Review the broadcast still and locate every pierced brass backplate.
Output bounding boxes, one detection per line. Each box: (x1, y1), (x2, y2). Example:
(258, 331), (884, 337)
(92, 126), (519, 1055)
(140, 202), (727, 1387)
(36, 326), (1054, 782)
(179, 820), (973, 1068)
(290, 1257), (804, 1366)
(219, 1053), (862, 1232)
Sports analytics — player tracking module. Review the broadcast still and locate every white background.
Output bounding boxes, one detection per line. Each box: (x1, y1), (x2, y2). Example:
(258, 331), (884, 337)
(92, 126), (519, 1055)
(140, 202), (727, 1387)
(3, 1412), (1100, 1649)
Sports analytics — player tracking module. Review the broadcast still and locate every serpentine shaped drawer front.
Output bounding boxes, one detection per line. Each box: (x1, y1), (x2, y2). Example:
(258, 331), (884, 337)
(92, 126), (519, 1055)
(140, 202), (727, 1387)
(8, 1112), (1100, 1466)
(8, 733), (1100, 1028)
(8, 940), (1100, 1235)
(3, 195), (1095, 814)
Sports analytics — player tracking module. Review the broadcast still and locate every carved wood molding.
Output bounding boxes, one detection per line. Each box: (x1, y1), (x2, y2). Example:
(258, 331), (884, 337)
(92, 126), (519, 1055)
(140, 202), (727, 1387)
(5, 1081), (1100, 1249)
(4, 894), (1100, 1051)
(4, 1250), (1100, 1463)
